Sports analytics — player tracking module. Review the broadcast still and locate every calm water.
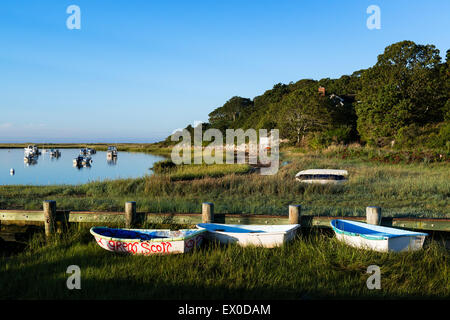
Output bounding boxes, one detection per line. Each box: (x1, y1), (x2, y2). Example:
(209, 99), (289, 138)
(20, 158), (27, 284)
(0, 148), (166, 185)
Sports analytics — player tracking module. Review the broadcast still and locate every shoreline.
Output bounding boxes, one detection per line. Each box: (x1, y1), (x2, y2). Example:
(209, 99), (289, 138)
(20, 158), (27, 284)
(0, 142), (173, 156)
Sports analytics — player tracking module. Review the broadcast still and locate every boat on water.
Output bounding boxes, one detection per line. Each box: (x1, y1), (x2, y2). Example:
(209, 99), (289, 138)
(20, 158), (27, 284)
(295, 169), (348, 184)
(49, 149), (61, 157)
(106, 146), (118, 158)
(24, 145), (40, 156)
(330, 219), (427, 252)
(196, 223), (300, 248)
(90, 226), (206, 255)
(73, 155), (92, 167)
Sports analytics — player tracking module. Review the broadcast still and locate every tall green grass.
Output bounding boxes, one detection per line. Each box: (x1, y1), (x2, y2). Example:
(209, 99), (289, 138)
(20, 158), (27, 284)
(0, 225), (448, 299)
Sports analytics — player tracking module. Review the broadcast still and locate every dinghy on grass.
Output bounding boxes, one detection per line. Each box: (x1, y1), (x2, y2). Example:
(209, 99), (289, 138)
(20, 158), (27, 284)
(295, 169), (348, 184)
(90, 226), (206, 255)
(330, 219), (427, 252)
(196, 223), (300, 248)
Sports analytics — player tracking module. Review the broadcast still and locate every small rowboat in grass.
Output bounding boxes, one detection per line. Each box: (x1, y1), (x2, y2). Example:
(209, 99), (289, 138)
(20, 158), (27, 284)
(90, 227), (206, 255)
(196, 223), (300, 248)
(330, 219), (428, 253)
(295, 169), (348, 184)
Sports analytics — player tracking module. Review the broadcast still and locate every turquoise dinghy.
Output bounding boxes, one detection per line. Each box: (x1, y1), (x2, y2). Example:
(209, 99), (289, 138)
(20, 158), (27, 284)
(90, 227), (206, 255)
(330, 219), (428, 252)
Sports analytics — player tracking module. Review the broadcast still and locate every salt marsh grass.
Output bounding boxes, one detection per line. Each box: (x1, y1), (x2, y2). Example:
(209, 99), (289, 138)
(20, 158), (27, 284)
(0, 151), (448, 217)
(0, 225), (448, 299)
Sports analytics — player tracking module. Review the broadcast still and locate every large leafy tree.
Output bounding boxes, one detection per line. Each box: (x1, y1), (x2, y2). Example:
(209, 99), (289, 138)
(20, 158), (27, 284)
(277, 87), (333, 144)
(356, 40), (444, 146)
(208, 96), (253, 132)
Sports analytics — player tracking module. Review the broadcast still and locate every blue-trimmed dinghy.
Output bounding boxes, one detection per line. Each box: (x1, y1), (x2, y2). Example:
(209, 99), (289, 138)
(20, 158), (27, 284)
(330, 219), (427, 252)
(90, 227), (206, 255)
(196, 223), (300, 248)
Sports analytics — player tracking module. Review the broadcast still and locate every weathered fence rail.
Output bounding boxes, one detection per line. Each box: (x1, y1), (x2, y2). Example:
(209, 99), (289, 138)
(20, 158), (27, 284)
(1, 201), (449, 238)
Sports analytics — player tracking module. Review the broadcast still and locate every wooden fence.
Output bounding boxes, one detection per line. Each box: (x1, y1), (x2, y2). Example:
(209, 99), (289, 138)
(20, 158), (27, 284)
(1, 201), (449, 238)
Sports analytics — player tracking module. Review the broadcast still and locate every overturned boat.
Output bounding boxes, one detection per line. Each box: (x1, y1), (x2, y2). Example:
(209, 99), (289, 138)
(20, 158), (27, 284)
(330, 219), (427, 252)
(90, 226), (206, 255)
(196, 223), (300, 248)
(295, 169), (348, 184)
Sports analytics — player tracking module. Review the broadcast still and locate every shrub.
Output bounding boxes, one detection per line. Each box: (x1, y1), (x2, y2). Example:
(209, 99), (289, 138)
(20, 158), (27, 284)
(151, 160), (177, 173)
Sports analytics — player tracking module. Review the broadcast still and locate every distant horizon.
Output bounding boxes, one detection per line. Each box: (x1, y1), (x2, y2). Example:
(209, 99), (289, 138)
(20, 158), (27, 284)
(0, 137), (165, 144)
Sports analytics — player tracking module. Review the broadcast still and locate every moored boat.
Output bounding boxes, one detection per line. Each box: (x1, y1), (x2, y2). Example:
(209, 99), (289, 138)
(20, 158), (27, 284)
(49, 149), (61, 157)
(90, 226), (206, 255)
(196, 223), (300, 248)
(106, 146), (118, 158)
(24, 145), (40, 156)
(330, 219), (427, 252)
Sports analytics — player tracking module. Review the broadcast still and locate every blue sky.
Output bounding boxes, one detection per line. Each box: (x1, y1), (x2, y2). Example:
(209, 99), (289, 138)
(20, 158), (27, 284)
(0, 0), (449, 143)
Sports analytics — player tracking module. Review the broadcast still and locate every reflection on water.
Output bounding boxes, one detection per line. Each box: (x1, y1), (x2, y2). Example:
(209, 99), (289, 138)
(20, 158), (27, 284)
(107, 157), (118, 166)
(0, 148), (166, 185)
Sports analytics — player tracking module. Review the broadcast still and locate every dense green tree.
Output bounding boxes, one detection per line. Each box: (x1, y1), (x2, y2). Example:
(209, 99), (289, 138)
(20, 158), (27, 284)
(208, 96), (253, 132)
(356, 40), (444, 146)
(277, 87), (333, 144)
(166, 41), (448, 150)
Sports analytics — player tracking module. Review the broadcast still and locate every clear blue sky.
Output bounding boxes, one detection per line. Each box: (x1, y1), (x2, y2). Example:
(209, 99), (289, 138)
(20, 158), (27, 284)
(0, 0), (449, 143)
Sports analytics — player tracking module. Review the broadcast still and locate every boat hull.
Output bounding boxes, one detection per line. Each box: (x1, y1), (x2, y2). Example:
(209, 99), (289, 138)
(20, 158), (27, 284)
(197, 223), (300, 248)
(334, 231), (426, 252)
(331, 219), (427, 253)
(90, 227), (205, 255)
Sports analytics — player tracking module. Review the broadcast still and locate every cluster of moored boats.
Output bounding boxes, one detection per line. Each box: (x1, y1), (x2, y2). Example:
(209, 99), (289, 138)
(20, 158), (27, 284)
(90, 220), (428, 255)
(23, 145), (62, 164)
(15, 144), (119, 169)
(73, 146), (118, 167)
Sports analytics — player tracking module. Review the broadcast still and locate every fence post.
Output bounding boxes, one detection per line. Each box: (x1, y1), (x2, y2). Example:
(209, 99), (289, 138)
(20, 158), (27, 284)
(366, 206), (382, 225)
(43, 200), (56, 237)
(125, 201), (136, 228)
(289, 204), (301, 224)
(202, 202), (214, 223)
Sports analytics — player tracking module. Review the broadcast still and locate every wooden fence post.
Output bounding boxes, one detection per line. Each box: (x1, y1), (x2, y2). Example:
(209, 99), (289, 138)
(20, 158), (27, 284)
(125, 201), (136, 228)
(289, 205), (301, 224)
(43, 200), (56, 237)
(202, 202), (214, 223)
(366, 206), (382, 225)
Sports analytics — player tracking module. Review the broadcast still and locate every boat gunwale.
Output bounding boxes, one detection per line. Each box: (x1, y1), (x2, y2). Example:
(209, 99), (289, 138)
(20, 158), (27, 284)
(90, 226), (206, 243)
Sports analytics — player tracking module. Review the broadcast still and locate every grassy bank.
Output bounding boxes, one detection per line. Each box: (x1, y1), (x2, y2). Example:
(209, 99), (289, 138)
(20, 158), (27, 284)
(0, 225), (448, 299)
(0, 151), (448, 217)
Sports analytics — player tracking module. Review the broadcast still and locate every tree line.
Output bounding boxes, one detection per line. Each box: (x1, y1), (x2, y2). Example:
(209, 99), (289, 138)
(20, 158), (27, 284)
(166, 41), (449, 151)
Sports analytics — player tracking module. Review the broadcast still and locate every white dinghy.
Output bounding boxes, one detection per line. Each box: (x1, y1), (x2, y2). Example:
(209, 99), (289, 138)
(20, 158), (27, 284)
(331, 219), (427, 253)
(295, 169), (348, 184)
(196, 223), (300, 248)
